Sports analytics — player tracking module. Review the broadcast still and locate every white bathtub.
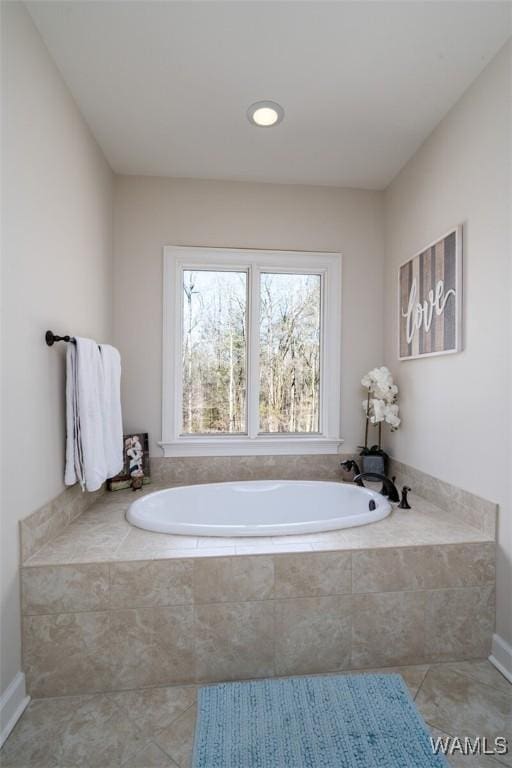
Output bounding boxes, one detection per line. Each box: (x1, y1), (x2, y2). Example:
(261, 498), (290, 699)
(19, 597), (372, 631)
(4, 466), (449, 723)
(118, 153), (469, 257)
(126, 480), (391, 537)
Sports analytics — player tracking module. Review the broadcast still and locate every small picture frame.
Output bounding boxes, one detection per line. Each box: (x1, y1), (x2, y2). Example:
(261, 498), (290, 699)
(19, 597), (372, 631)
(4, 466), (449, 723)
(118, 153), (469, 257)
(398, 226), (463, 360)
(107, 432), (150, 491)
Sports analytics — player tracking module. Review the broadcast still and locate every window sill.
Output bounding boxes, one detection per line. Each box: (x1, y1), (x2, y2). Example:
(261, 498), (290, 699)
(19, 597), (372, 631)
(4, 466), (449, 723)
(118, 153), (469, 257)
(158, 437), (344, 457)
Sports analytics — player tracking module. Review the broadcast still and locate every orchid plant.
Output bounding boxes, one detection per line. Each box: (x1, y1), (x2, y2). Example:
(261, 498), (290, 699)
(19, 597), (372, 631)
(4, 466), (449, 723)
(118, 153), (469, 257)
(361, 366), (400, 454)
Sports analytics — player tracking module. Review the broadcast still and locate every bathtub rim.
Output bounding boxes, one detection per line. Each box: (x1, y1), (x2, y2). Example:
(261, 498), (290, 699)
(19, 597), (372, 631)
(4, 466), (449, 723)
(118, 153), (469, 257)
(125, 479), (392, 537)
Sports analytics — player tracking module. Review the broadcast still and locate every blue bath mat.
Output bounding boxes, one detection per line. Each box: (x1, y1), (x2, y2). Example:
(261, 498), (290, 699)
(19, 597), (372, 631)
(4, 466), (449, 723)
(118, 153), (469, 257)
(192, 674), (448, 767)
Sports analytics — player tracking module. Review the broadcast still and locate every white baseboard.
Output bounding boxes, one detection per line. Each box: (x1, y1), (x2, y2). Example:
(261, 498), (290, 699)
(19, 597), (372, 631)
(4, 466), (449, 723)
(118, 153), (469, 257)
(0, 672), (30, 748)
(489, 633), (512, 685)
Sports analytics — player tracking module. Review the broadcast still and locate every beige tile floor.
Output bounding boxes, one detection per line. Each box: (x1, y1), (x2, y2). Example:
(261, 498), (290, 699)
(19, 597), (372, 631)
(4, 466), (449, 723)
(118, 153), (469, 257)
(1, 660), (510, 768)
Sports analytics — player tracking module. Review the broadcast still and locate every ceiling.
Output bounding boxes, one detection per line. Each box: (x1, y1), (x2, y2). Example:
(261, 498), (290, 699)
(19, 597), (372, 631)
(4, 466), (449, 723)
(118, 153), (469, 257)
(27, 1), (511, 189)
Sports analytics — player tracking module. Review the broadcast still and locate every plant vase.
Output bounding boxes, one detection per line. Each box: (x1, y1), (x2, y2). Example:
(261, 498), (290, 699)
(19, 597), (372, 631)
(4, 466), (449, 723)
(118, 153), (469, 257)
(360, 449), (388, 476)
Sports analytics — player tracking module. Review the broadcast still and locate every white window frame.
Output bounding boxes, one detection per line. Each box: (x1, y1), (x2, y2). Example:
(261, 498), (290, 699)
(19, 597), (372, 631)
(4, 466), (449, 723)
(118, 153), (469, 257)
(160, 246), (343, 456)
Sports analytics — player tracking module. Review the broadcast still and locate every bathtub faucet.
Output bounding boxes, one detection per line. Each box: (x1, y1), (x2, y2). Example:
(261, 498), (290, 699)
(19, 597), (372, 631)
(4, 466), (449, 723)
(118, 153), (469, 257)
(353, 472), (400, 503)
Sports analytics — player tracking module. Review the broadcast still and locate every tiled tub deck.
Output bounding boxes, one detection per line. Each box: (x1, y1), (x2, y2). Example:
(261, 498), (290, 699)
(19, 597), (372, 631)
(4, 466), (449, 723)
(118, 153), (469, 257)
(21, 486), (496, 698)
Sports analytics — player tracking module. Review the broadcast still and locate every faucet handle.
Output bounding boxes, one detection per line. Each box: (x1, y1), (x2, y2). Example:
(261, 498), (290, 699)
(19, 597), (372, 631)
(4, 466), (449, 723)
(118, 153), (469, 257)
(340, 459), (360, 479)
(398, 486), (412, 509)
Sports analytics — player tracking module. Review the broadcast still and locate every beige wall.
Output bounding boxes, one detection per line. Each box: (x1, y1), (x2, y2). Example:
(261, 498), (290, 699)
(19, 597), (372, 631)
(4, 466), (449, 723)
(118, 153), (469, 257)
(113, 176), (384, 456)
(1, 2), (113, 702)
(383, 42), (512, 647)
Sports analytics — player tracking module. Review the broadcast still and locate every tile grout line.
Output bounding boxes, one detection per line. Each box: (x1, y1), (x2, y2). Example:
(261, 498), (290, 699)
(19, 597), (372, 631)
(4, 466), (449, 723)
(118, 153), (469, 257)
(21, 583), (495, 618)
(31, 681), (199, 702)
(430, 661), (512, 694)
(25, 660), (502, 712)
(23, 661), (491, 703)
(413, 664), (430, 700)
(152, 702), (198, 766)
(104, 689), (197, 742)
(147, 743), (181, 768)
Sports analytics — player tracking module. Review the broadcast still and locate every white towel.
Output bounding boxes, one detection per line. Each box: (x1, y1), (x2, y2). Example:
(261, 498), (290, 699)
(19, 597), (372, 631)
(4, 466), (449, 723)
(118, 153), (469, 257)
(100, 344), (123, 479)
(65, 337), (107, 492)
(64, 342), (82, 487)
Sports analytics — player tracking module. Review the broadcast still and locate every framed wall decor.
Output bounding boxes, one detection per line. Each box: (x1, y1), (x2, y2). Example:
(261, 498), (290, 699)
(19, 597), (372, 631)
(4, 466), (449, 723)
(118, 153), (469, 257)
(398, 226), (463, 360)
(107, 432), (151, 491)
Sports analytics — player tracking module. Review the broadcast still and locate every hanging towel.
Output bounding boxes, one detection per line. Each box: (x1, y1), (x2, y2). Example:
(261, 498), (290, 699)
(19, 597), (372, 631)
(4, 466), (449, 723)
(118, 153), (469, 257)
(65, 337), (107, 492)
(64, 341), (83, 488)
(100, 344), (123, 479)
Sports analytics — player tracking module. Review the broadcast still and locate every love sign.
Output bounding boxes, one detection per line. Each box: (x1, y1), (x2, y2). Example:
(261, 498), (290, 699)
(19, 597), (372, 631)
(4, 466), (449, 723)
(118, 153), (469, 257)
(399, 227), (462, 360)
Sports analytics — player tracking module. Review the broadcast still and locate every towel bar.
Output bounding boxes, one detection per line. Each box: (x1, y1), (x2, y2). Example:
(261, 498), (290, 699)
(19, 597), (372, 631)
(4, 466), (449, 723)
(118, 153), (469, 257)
(45, 330), (75, 346)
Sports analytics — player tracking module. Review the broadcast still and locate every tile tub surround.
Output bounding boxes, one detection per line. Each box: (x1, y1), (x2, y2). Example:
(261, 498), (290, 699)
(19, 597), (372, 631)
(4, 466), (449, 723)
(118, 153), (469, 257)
(21, 538), (496, 697)
(19, 480), (497, 698)
(389, 458), (498, 537)
(20, 483), (105, 562)
(23, 487), (493, 566)
(18, 455), (497, 563)
(150, 453), (355, 485)
(149, 454), (498, 539)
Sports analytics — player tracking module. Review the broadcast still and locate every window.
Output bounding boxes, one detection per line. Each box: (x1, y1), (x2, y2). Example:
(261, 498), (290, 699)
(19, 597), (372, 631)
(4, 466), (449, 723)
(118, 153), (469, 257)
(259, 273), (321, 433)
(162, 247), (342, 456)
(182, 270), (247, 434)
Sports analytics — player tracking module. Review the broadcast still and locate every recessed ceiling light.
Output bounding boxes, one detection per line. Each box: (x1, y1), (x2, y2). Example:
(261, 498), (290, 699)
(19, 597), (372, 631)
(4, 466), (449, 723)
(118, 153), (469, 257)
(247, 100), (284, 127)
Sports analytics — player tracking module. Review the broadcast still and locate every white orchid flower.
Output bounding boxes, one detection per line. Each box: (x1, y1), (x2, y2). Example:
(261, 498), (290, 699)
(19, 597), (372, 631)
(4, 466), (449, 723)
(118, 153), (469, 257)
(361, 366), (401, 432)
(384, 403), (400, 429)
(370, 398), (386, 423)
